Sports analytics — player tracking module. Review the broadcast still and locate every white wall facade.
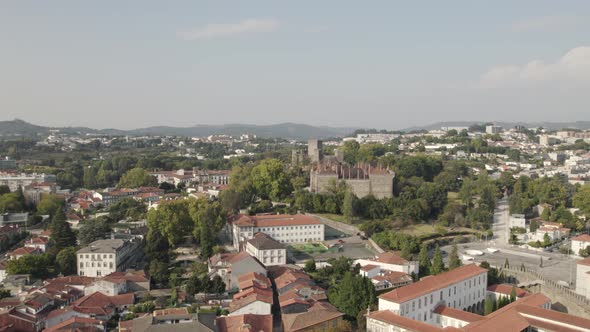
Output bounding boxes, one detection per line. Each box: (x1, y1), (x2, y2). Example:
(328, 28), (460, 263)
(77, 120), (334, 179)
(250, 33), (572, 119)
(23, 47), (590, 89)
(576, 263), (590, 299)
(233, 223), (324, 247)
(245, 242), (286, 266)
(355, 259), (419, 276)
(379, 272), (487, 325)
(572, 239), (590, 255)
(77, 252), (116, 277)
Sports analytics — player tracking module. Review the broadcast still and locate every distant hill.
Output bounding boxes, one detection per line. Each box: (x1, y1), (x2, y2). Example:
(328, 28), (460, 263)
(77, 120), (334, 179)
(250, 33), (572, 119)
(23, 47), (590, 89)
(400, 121), (590, 132)
(0, 119), (355, 140)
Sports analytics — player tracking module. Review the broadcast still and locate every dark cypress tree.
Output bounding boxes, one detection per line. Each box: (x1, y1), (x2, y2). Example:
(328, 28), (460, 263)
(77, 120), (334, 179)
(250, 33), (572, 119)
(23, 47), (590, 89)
(50, 208), (76, 251)
(431, 245), (444, 275)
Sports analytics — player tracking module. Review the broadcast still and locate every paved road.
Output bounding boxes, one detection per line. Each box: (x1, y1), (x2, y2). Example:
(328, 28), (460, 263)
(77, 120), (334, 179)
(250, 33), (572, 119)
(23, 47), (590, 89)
(492, 196), (510, 246)
(443, 197), (578, 287)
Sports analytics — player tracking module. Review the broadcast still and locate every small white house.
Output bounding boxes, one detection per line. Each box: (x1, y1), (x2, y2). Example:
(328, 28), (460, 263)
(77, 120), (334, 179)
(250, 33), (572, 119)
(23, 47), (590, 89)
(571, 234), (590, 255)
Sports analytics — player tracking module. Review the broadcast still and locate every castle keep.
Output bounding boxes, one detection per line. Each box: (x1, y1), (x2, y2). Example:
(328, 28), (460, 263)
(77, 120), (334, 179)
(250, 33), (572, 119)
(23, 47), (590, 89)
(310, 163), (395, 199)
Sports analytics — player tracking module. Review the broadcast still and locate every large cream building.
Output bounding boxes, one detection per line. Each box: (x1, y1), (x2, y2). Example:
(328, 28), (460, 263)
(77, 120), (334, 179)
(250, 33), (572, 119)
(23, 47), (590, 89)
(232, 214), (324, 248)
(77, 239), (141, 277)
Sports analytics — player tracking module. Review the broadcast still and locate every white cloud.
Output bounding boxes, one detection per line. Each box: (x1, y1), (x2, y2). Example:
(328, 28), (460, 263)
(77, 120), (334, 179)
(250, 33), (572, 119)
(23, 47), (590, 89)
(179, 19), (279, 40)
(481, 46), (590, 86)
(509, 15), (580, 33)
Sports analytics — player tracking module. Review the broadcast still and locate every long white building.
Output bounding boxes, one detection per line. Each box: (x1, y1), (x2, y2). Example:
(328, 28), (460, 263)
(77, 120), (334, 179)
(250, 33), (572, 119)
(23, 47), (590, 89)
(374, 264), (487, 326)
(0, 172), (56, 192)
(232, 214), (324, 248)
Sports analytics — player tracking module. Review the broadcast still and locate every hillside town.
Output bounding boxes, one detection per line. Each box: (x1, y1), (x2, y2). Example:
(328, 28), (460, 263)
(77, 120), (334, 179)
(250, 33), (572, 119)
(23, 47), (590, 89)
(0, 123), (589, 331)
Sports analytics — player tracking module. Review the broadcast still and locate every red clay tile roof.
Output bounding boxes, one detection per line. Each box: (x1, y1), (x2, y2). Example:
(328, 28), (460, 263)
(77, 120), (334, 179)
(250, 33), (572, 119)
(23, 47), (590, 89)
(26, 237), (48, 245)
(487, 284), (529, 298)
(233, 287), (273, 301)
(9, 247), (40, 256)
(282, 302), (344, 332)
(361, 264), (379, 272)
(373, 252), (409, 265)
(233, 214), (321, 227)
(433, 305), (484, 323)
(238, 272), (272, 291)
(44, 317), (103, 332)
(229, 292), (272, 313)
(380, 264), (487, 303)
(102, 270), (149, 283)
(366, 310), (447, 332)
(216, 314), (273, 332)
(571, 234), (590, 242)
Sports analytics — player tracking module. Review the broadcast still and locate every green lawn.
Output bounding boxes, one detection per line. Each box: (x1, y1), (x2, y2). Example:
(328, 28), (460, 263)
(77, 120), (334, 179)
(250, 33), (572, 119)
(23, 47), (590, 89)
(316, 213), (366, 225)
(288, 243), (328, 254)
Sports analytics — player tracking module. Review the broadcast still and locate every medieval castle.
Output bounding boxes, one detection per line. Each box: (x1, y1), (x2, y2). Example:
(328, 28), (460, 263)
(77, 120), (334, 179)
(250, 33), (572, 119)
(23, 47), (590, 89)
(296, 139), (395, 199)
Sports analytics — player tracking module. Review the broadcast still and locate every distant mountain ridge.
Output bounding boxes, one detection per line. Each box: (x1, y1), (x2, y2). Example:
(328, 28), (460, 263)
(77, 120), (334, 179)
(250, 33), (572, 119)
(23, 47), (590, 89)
(0, 119), (355, 140)
(2, 119), (590, 141)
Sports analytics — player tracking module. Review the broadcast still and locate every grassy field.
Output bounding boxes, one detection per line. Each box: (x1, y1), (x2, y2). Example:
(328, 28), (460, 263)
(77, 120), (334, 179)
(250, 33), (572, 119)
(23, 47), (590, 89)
(398, 223), (438, 237)
(288, 243), (328, 254)
(316, 213), (366, 225)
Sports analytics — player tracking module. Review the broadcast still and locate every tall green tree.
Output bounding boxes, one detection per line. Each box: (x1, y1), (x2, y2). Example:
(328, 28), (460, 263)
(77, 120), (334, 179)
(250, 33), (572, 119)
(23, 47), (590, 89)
(574, 185), (590, 215)
(56, 247), (77, 275)
(484, 295), (495, 315)
(328, 271), (375, 319)
(147, 200), (192, 246)
(342, 188), (356, 223)
(6, 254), (51, 279)
(249, 159), (293, 201)
(118, 167), (157, 188)
(50, 208), (76, 251)
(36, 194), (65, 217)
(448, 243), (462, 270)
(418, 244), (431, 277)
(431, 245), (444, 275)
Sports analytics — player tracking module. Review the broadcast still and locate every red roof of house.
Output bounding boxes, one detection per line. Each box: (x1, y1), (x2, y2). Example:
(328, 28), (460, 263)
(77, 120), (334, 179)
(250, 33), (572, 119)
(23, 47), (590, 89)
(233, 214), (321, 227)
(44, 317), (103, 332)
(572, 234), (590, 242)
(361, 264), (379, 272)
(26, 237), (48, 245)
(366, 310), (448, 332)
(9, 247), (39, 257)
(487, 284), (529, 298)
(102, 270), (149, 283)
(238, 272), (272, 291)
(216, 314), (273, 332)
(373, 252), (409, 265)
(433, 305), (484, 323)
(379, 264), (487, 303)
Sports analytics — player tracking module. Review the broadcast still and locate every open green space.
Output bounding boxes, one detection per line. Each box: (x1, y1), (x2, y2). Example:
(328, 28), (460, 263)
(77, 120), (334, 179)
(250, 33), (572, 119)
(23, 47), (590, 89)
(288, 242), (328, 254)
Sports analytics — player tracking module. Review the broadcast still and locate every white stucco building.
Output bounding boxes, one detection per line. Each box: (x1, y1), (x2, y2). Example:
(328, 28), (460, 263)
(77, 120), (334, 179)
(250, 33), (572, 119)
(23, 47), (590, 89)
(354, 251), (419, 276)
(571, 234), (590, 256)
(77, 239), (141, 277)
(245, 232), (287, 266)
(576, 257), (590, 299)
(373, 264), (487, 326)
(232, 214), (324, 248)
(508, 214), (526, 229)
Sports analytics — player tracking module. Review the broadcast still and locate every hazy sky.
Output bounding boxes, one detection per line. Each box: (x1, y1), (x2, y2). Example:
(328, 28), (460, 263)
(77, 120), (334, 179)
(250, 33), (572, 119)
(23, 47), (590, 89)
(1, 1), (590, 130)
